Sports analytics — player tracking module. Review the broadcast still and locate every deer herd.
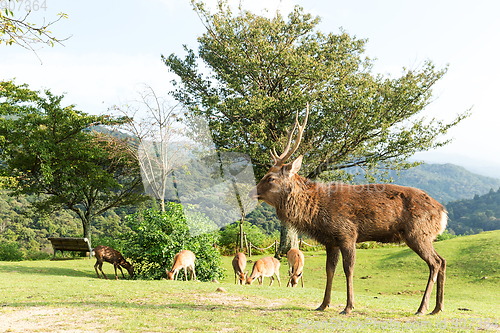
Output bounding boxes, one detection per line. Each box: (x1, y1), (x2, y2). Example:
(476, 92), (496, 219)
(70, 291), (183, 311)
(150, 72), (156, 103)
(92, 104), (448, 316)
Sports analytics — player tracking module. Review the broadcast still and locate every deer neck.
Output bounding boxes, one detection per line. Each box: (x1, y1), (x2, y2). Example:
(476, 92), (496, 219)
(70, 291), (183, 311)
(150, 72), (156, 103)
(275, 175), (320, 228)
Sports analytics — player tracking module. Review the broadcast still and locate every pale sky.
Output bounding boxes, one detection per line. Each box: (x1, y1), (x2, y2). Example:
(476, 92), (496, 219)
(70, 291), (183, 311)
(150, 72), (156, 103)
(2, 0), (500, 173)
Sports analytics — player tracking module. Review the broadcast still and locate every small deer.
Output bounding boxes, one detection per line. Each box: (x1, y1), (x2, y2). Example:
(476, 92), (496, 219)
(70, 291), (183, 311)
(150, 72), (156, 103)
(93, 245), (134, 280)
(232, 252), (247, 285)
(286, 248), (304, 288)
(246, 256), (281, 286)
(250, 105), (447, 315)
(166, 250), (196, 281)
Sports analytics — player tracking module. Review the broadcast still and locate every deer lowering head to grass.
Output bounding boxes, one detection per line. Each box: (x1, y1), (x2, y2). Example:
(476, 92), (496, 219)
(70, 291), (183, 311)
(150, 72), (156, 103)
(246, 256), (281, 287)
(286, 248), (305, 288)
(93, 245), (134, 280)
(232, 252), (247, 285)
(249, 105), (447, 315)
(166, 250), (196, 281)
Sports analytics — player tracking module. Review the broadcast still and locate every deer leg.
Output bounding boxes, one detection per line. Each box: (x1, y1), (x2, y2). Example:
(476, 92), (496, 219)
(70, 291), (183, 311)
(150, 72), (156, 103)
(406, 239), (442, 315)
(184, 267), (188, 281)
(316, 246), (340, 311)
(340, 243), (356, 314)
(94, 261), (101, 278)
(115, 264), (125, 279)
(191, 265), (196, 281)
(269, 276), (274, 286)
(276, 271), (281, 287)
(99, 262), (108, 280)
(431, 251), (446, 315)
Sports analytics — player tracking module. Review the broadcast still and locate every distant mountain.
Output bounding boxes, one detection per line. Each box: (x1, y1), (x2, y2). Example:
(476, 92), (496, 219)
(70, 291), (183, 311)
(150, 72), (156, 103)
(392, 163), (500, 204)
(412, 152), (500, 179)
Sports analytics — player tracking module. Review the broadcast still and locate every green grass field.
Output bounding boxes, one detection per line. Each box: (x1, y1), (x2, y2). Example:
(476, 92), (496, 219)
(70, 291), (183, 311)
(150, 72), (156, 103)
(1, 231), (499, 332)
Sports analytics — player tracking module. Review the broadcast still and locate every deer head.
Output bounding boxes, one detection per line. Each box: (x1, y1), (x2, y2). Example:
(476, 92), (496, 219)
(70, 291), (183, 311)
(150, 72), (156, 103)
(250, 104), (309, 207)
(121, 260), (135, 278)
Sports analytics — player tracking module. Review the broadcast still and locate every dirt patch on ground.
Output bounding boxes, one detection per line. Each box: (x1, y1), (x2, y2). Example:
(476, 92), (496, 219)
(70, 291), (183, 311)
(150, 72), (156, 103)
(193, 292), (288, 309)
(0, 307), (112, 333)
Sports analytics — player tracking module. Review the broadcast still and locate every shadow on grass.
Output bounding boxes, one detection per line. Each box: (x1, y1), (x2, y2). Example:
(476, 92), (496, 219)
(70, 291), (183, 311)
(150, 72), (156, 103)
(0, 262), (99, 279)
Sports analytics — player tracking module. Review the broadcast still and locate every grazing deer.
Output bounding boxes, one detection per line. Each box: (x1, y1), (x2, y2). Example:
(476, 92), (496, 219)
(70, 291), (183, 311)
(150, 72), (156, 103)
(93, 245), (134, 280)
(246, 256), (281, 286)
(249, 105), (447, 315)
(232, 252), (247, 285)
(166, 250), (196, 281)
(286, 248), (305, 288)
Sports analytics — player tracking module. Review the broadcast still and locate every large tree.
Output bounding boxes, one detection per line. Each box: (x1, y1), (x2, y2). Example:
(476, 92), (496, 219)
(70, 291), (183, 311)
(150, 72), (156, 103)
(163, 1), (469, 254)
(0, 80), (146, 245)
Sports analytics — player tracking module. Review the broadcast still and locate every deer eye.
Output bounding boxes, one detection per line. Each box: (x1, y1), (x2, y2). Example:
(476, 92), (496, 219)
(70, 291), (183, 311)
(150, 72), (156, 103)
(268, 177), (275, 183)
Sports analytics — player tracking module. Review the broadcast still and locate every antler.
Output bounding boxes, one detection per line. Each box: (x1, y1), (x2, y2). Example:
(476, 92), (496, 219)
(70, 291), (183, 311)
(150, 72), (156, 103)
(271, 103), (310, 166)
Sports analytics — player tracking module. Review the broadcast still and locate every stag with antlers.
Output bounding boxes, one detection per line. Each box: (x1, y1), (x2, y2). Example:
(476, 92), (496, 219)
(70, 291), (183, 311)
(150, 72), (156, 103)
(250, 104), (447, 315)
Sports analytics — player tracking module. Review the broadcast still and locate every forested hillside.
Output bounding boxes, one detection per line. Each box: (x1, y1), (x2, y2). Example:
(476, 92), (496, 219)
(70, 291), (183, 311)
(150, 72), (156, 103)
(446, 188), (500, 235)
(245, 202), (281, 234)
(391, 163), (500, 203)
(0, 190), (153, 256)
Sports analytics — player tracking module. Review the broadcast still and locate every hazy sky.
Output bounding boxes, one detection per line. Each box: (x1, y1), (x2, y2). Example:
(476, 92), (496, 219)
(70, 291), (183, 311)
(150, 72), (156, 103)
(2, 0), (499, 167)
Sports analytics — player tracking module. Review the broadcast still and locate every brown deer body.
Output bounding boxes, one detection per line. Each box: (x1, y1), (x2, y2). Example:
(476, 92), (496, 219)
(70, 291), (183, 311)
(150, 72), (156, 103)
(250, 105), (447, 315)
(232, 252), (247, 285)
(246, 256), (281, 286)
(166, 250), (196, 281)
(286, 248), (305, 288)
(93, 245), (134, 280)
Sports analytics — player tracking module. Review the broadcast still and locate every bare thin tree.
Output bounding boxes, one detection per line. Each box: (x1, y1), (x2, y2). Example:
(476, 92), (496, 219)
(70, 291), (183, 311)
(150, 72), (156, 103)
(110, 84), (189, 212)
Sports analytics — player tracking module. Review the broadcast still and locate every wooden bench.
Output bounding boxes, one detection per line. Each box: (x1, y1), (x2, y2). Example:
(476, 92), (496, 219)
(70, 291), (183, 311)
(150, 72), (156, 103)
(48, 237), (93, 259)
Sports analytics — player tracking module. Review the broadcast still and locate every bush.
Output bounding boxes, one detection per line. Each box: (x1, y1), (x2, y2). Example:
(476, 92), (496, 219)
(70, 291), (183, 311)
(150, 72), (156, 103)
(25, 250), (51, 261)
(121, 204), (225, 281)
(218, 220), (267, 250)
(435, 229), (457, 241)
(91, 235), (128, 254)
(0, 241), (24, 261)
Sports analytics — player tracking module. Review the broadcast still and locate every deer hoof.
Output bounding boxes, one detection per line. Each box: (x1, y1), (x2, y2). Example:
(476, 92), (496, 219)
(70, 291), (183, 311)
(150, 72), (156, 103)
(315, 304), (329, 311)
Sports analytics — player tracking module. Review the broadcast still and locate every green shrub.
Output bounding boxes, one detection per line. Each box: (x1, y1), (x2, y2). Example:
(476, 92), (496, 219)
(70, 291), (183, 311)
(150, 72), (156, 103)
(218, 220), (267, 250)
(25, 250), (51, 261)
(0, 241), (25, 261)
(436, 229), (457, 241)
(91, 235), (128, 254)
(121, 204), (224, 282)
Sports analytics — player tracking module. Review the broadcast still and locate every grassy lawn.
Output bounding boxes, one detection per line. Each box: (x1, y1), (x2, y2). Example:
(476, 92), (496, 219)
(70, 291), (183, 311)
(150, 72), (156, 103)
(1, 231), (499, 332)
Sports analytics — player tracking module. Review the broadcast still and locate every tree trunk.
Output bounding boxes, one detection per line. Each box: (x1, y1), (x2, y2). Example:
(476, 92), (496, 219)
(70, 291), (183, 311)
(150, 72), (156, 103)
(82, 217), (92, 247)
(277, 223), (298, 259)
(239, 219), (244, 252)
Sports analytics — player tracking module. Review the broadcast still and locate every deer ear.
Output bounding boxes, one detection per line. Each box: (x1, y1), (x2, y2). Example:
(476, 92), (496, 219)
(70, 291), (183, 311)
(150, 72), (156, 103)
(281, 155), (303, 177)
(289, 155), (303, 176)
